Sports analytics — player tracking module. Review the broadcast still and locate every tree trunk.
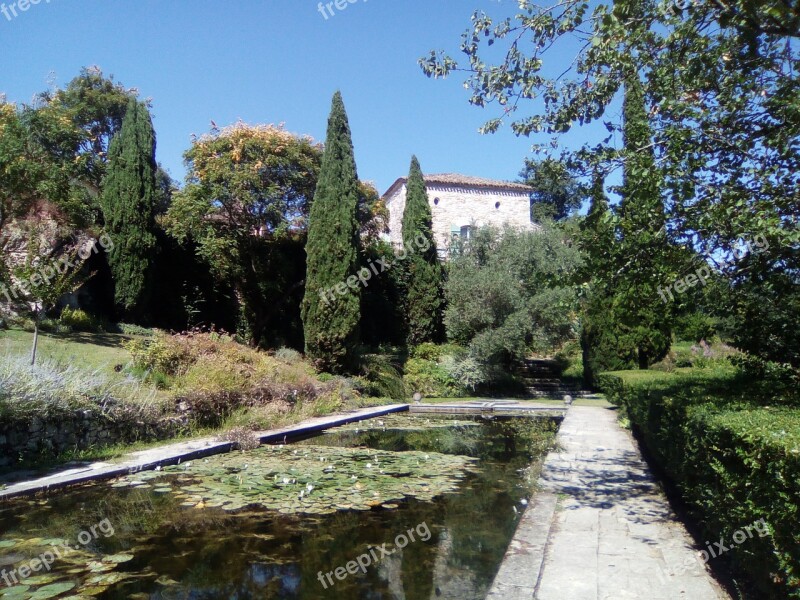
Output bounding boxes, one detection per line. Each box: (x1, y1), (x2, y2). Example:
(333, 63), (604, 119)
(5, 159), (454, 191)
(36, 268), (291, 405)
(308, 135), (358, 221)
(30, 310), (40, 366)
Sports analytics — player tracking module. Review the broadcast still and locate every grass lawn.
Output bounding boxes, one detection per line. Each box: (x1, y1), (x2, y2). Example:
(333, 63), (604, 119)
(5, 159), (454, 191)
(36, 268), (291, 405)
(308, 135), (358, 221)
(0, 327), (135, 377)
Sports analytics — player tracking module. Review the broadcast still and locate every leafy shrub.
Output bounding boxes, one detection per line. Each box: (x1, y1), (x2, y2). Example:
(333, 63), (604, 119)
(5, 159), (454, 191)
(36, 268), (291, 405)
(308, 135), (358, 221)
(358, 354), (406, 400)
(59, 307), (100, 332)
(599, 367), (800, 598)
(126, 334), (194, 378)
(178, 377), (328, 427)
(444, 355), (487, 392)
(17, 316), (67, 334)
(403, 357), (463, 398)
(275, 347), (303, 363)
(0, 354), (157, 418)
(446, 225), (582, 364)
(410, 342), (465, 361)
(112, 322), (155, 336)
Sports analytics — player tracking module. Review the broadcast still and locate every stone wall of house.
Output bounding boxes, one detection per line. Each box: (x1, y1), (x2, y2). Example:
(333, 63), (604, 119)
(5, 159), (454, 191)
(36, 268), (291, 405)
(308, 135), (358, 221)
(385, 183), (539, 255)
(0, 409), (186, 469)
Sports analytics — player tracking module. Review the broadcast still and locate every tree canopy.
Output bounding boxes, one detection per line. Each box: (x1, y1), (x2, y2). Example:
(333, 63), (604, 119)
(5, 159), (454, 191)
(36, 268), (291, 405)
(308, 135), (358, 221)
(421, 0), (800, 365)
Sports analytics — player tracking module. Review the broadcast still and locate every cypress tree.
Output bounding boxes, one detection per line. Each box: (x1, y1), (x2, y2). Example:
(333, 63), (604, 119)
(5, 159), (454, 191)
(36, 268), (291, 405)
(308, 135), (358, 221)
(401, 156), (445, 345)
(616, 68), (673, 368)
(302, 92), (361, 372)
(101, 98), (157, 320)
(579, 170), (634, 387)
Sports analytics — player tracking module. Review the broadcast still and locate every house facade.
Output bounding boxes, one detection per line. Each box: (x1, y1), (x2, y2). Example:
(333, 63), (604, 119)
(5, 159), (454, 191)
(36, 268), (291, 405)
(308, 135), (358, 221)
(382, 173), (538, 256)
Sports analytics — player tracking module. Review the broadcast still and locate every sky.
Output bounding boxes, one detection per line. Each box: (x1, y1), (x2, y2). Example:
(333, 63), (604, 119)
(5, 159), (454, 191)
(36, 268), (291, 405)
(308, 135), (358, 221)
(1, 0), (615, 196)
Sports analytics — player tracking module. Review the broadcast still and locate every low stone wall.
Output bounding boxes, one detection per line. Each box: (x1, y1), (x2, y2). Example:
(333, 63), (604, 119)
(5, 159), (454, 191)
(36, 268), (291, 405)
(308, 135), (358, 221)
(0, 409), (187, 469)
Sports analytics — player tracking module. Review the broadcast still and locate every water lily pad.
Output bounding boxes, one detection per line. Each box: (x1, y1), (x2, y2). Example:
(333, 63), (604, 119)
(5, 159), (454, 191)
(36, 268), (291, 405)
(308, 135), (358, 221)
(100, 554), (133, 564)
(112, 444), (479, 517)
(84, 572), (130, 587)
(29, 583), (75, 599)
(0, 585), (31, 599)
(19, 575), (60, 586)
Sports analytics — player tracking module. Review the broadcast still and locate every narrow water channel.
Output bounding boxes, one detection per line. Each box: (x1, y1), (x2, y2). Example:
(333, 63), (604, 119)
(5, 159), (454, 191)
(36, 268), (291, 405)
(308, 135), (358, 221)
(0, 414), (557, 599)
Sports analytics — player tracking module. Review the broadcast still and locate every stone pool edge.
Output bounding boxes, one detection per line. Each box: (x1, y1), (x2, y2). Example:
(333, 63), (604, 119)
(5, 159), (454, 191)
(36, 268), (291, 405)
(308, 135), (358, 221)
(485, 413), (565, 600)
(0, 404), (409, 501)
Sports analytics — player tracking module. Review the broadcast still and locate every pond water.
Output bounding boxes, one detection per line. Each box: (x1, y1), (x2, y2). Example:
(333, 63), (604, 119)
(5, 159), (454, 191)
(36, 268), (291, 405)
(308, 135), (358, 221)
(0, 414), (557, 600)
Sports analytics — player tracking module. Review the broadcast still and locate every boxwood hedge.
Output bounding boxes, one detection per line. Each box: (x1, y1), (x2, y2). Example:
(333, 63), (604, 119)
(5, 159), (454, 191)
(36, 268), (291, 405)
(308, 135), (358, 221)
(599, 367), (800, 598)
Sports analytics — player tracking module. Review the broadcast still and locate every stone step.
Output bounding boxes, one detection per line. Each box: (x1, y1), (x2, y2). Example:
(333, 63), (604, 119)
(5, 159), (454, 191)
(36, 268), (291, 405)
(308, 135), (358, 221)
(526, 389), (597, 398)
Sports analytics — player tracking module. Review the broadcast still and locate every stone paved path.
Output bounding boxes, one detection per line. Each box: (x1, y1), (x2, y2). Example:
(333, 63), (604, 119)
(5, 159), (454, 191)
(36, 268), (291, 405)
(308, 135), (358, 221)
(489, 405), (731, 600)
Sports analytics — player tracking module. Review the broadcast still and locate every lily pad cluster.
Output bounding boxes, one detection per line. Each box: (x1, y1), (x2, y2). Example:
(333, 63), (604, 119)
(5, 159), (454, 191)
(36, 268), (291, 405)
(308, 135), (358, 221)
(0, 537), (136, 600)
(112, 444), (480, 514)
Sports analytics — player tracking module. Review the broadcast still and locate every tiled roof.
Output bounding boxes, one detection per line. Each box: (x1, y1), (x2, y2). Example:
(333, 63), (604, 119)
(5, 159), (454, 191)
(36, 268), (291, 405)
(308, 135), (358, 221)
(383, 173), (532, 198)
(424, 173), (532, 191)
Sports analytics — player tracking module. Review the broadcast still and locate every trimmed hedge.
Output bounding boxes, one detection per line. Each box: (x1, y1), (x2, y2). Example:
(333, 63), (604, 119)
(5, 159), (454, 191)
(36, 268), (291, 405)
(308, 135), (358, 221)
(600, 367), (800, 598)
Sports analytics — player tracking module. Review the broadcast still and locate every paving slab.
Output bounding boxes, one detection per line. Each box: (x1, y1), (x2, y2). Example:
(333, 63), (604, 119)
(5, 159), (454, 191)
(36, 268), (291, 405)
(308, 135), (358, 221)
(0, 404), (408, 501)
(488, 405), (731, 600)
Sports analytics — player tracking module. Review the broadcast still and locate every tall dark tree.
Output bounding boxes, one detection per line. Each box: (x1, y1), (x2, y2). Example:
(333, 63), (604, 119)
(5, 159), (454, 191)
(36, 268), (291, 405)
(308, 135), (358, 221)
(302, 92), (361, 372)
(615, 68), (674, 369)
(100, 98), (157, 320)
(579, 170), (633, 386)
(401, 156), (445, 345)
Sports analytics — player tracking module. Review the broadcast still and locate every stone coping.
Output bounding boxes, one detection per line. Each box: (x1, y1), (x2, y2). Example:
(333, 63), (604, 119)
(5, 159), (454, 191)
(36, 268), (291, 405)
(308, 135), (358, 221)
(0, 404), (409, 501)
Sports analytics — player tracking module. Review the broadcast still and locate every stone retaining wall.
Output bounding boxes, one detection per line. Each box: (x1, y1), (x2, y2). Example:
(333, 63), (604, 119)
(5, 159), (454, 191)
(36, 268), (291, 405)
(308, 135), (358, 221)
(0, 409), (186, 469)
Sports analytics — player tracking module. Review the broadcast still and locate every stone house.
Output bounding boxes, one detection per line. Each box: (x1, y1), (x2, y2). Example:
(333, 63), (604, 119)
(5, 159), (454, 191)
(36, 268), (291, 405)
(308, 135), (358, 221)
(382, 173), (538, 257)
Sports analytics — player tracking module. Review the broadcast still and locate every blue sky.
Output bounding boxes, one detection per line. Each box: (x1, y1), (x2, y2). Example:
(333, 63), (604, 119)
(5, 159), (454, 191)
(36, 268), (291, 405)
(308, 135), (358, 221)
(1, 0), (615, 196)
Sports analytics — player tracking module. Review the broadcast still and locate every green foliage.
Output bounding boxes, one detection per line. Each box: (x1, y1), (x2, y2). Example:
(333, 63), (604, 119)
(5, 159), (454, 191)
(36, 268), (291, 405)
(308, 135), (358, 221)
(0, 101), (89, 233)
(410, 342), (464, 361)
(42, 66), (135, 186)
(0, 353), (155, 418)
(167, 123), (321, 345)
(360, 240), (407, 346)
(126, 334), (193, 378)
(403, 343), (487, 397)
(674, 311), (717, 343)
(401, 156), (445, 345)
(59, 307), (101, 332)
(614, 66), (674, 369)
(275, 347), (303, 363)
(113, 322), (155, 336)
(445, 224), (582, 365)
(101, 98), (158, 319)
(716, 260), (800, 367)
(403, 357), (463, 398)
(168, 123), (321, 280)
(357, 353), (407, 400)
(599, 366), (800, 597)
(421, 0), (799, 367)
(302, 92), (362, 373)
(444, 355), (487, 392)
(520, 157), (584, 221)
